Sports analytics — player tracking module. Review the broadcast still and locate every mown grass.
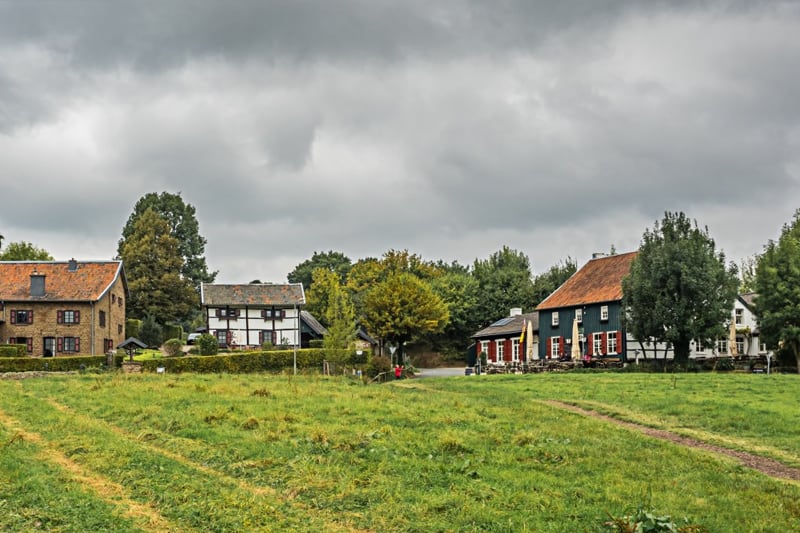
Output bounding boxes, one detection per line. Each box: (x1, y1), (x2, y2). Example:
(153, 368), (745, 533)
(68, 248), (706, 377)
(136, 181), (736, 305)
(0, 372), (798, 532)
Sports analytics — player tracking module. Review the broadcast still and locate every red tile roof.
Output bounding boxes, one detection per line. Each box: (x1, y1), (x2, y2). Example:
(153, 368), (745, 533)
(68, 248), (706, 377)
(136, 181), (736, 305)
(201, 283), (306, 306)
(535, 252), (637, 310)
(0, 261), (126, 301)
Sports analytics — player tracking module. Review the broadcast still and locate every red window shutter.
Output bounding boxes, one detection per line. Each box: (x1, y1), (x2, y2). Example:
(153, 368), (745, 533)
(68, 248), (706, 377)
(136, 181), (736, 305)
(27, 338), (33, 352)
(271, 331), (277, 345)
(75, 337), (80, 352)
(226, 331), (232, 345)
(587, 334), (593, 356)
(545, 337), (551, 359)
(9, 338), (15, 344)
(57, 337), (63, 352)
(57, 310), (63, 324)
(215, 308), (221, 317)
(617, 331), (623, 353)
(10, 312), (15, 324)
(28, 311), (33, 324)
(74, 310), (80, 324)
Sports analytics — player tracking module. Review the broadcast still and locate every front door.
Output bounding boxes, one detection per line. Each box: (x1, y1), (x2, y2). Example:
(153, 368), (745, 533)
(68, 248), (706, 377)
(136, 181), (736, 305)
(43, 336), (55, 357)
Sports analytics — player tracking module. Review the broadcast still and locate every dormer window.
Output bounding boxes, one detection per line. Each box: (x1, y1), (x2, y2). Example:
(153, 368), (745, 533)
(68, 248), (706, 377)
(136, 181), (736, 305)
(600, 305), (609, 321)
(575, 308), (583, 323)
(551, 312), (559, 327)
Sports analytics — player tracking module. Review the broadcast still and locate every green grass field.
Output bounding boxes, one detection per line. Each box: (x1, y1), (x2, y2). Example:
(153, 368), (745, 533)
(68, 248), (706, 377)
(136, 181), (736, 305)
(0, 372), (798, 532)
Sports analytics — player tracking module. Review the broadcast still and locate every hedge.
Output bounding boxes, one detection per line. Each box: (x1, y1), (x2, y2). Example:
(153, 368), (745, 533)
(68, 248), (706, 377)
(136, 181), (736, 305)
(0, 354), (124, 372)
(0, 344), (27, 357)
(139, 349), (362, 374)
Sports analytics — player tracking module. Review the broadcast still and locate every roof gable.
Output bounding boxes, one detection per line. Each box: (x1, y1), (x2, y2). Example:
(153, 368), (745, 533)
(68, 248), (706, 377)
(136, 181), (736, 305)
(472, 311), (538, 339)
(536, 252), (637, 311)
(201, 283), (305, 306)
(0, 261), (125, 302)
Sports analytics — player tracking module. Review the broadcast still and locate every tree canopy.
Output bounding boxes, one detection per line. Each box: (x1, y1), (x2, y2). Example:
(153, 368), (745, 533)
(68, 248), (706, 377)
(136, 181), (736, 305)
(119, 192), (216, 290)
(472, 246), (536, 326)
(622, 212), (739, 364)
(288, 250), (352, 290)
(755, 210), (800, 373)
(0, 241), (53, 261)
(531, 257), (577, 306)
(119, 208), (199, 326)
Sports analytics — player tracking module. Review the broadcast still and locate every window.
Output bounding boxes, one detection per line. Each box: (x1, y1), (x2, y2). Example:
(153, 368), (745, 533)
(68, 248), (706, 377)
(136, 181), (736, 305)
(496, 340), (505, 362)
(593, 333), (603, 355)
(59, 337), (80, 353)
(480, 340), (489, 356)
(600, 306), (609, 321)
(9, 337), (32, 353)
(216, 329), (228, 346)
(735, 308), (743, 326)
(99, 310), (106, 328)
(58, 310), (80, 324)
(736, 337), (745, 355)
(760, 342), (767, 354)
(218, 308), (239, 319)
(11, 310), (33, 324)
(263, 309), (284, 319)
(512, 339), (520, 362)
(607, 332), (618, 354)
(550, 337), (561, 358)
(694, 339), (705, 353)
(43, 337), (55, 357)
(575, 308), (583, 323)
(552, 312), (559, 327)
(104, 339), (114, 353)
(112, 294), (116, 304)
(259, 330), (276, 346)
(118, 324), (123, 335)
(717, 339), (728, 354)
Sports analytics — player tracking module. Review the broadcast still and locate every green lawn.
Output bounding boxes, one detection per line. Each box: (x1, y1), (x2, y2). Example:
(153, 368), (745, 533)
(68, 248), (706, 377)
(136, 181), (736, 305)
(0, 372), (798, 532)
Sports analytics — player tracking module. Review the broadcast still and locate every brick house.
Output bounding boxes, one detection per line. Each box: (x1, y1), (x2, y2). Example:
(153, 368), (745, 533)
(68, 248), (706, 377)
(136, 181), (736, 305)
(0, 259), (128, 357)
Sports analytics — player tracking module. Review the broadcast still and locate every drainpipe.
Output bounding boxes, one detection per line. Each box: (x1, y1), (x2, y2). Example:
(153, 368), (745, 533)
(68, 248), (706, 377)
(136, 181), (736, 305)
(91, 301), (96, 355)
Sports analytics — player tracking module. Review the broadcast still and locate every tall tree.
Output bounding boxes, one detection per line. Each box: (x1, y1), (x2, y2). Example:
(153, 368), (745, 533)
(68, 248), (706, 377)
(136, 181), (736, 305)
(362, 272), (449, 363)
(472, 246), (536, 326)
(531, 257), (577, 306)
(622, 212), (739, 365)
(119, 192), (216, 290)
(119, 208), (199, 325)
(322, 277), (357, 363)
(755, 210), (800, 373)
(0, 241), (53, 261)
(428, 270), (481, 355)
(305, 267), (341, 326)
(288, 250), (352, 290)
(738, 254), (759, 293)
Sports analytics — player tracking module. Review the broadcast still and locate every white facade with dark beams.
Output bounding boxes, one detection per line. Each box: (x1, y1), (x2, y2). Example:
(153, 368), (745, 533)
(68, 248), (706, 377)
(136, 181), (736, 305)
(200, 283), (305, 348)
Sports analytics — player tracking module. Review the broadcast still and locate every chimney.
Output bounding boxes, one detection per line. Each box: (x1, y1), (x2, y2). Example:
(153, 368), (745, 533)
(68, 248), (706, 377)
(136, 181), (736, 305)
(592, 252), (607, 259)
(510, 307), (522, 317)
(30, 271), (46, 297)
(68, 258), (78, 272)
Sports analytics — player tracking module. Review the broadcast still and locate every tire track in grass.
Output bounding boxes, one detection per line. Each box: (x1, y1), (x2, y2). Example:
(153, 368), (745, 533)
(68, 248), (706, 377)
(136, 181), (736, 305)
(546, 400), (800, 483)
(0, 407), (178, 532)
(43, 397), (370, 533)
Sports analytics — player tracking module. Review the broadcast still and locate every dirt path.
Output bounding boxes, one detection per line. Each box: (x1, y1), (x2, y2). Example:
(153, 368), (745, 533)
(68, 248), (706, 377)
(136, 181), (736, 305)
(547, 400), (800, 483)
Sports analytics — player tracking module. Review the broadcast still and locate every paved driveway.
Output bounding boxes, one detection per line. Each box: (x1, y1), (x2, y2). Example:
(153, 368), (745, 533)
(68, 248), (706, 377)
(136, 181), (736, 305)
(414, 367), (469, 378)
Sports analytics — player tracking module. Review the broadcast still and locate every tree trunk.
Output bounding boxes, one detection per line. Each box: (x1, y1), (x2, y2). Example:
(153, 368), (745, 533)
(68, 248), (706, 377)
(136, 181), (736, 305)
(674, 338), (691, 366)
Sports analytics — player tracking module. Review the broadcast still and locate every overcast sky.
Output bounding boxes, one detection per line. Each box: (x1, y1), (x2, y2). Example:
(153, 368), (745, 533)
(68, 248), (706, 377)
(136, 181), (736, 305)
(1, 1), (798, 287)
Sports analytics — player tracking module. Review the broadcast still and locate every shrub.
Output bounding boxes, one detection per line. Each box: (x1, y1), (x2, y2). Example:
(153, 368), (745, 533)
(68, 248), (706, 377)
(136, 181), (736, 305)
(261, 341), (275, 351)
(139, 315), (163, 348)
(163, 324), (183, 342)
(0, 354), (124, 372)
(163, 338), (184, 357)
(308, 339), (324, 349)
(137, 348), (360, 374)
(366, 355), (392, 378)
(125, 318), (142, 339)
(0, 344), (27, 357)
(197, 334), (219, 356)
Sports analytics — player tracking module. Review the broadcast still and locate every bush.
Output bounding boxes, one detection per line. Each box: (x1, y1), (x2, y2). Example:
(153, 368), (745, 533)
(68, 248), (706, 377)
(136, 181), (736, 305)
(139, 315), (163, 348)
(261, 341), (275, 351)
(308, 339), (324, 349)
(197, 334), (219, 356)
(125, 318), (142, 339)
(140, 348), (330, 373)
(0, 354), (124, 372)
(366, 355), (392, 378)
(0, 344), (27, 357)
(163, 324), (183, 342)
(163, 338), (184, 357)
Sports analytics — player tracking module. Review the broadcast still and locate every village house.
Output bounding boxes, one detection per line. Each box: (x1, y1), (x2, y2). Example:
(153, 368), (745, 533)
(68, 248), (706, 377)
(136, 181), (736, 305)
(200, 282), (307, 348)
(536, 252), (637, 361)
(0, 259), (128, 356)
(471, 308), (539, 364)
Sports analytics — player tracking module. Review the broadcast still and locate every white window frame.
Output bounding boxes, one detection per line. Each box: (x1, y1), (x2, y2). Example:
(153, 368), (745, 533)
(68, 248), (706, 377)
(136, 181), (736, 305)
(575, 308), (582, 323)
(496, 339), (505, 362)
(600, 305), (609, 321)
(736, 337), (745, 355)
(480, 340), (489, 356)
(734, 308), (743, 326)
(512, 339), (520, 362)
(607, 332), (617, 354)
(760, 342), (767, 354)
(695, 339), (705, 353)
(593, 333), (603, 355)
(552, 312), (559, 327)
(717, 339), (728, 355)
(550, 336), (560, 358)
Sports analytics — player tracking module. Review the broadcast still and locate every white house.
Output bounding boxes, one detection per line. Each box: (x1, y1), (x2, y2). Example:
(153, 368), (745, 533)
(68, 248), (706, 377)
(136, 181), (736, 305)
(200, 283), (305, 348)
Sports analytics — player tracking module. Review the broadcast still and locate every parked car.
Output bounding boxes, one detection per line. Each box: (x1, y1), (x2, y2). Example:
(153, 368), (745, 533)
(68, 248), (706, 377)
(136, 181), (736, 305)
(187, 333), (202, 345)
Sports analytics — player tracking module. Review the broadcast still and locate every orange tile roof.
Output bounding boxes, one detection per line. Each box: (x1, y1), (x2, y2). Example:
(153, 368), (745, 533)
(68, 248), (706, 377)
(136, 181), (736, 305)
(535, 252), (637, 310)
(201, 283), (306, 306)
(0, 261), (125, 302)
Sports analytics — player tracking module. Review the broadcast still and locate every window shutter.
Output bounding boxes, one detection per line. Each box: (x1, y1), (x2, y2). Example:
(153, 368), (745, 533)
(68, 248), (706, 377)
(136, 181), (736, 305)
(559, 336), (565, 356)
(587, 334), (593, 356)
(75, 338), (80, 352)
(617, 331), (623, 353)
(10, 312), (15, 324)
(57, 310), (63, 324)
(545, 337), (551, 359)
(27, 338), (33, 352)
(74, 310), (80, 324)
(260, 309), (266, 319)
(278, 309), (285, 319)
(57, 337), (63, 352)
(28, 311), (33, 324)
(271, 331), (277, 345)
(215, 308), (221, 317)
(226, 330), (232, 345)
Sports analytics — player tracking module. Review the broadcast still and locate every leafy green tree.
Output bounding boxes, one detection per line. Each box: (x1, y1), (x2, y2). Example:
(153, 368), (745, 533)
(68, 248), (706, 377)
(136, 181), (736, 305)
(755, 210), (800, 373)
(306, 268), (340, 325)
(119, 192), (216, 291)
(428, 270), (481, 355)
(738, 254), (759, 293)
(0, 241), (53, 260)
(622, 212), (739, 365)
(531, 257), (577, 306)
(472, 246), (536, 326)
(139, 314), (164, 348)
(119, 208), (199, 325)
(362, 272), (449, 363)
(322, 278), (357, 363)
(288, 250), (352, 290)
